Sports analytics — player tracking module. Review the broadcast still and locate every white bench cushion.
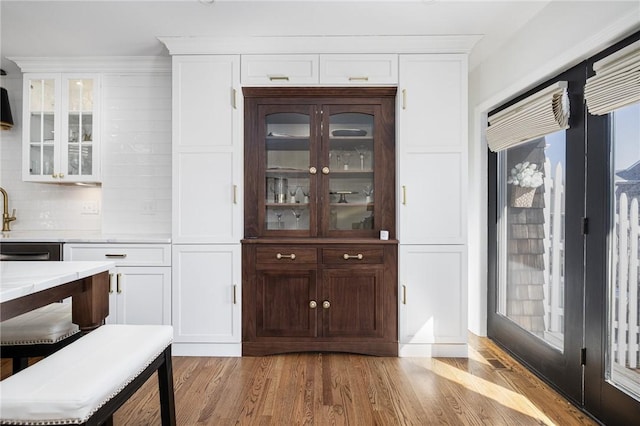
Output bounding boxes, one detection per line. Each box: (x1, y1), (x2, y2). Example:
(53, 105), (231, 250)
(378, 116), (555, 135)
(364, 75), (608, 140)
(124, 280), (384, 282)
(0, 303), (79, 345)
(0, 324), (173, 425)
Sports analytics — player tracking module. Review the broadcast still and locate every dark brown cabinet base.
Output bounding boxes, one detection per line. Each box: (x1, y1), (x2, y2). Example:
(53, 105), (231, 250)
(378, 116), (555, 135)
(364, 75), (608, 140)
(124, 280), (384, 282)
(242, 239), (398, 356)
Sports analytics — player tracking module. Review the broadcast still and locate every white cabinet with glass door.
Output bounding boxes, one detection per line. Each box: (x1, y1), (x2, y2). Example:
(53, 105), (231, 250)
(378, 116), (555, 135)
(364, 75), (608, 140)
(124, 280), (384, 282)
(22, 73), (100, 183)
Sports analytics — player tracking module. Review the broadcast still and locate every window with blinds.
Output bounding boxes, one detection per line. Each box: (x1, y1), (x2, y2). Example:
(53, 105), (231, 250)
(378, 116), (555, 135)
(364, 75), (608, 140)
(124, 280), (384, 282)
(584, 40), (640, 116)
(486, 81), (570, 152)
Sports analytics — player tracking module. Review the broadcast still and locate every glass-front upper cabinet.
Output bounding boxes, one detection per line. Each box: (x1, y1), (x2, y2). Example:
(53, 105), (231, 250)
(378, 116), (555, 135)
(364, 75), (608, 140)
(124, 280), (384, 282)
(244, 88), (396, 239)
(23, 74), (100, 183)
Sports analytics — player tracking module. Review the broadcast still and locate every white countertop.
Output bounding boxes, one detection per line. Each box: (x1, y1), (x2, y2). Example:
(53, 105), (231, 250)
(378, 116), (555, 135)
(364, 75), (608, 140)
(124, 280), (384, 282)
(0, 231), (171, 244)
(0, 261), (115, 303)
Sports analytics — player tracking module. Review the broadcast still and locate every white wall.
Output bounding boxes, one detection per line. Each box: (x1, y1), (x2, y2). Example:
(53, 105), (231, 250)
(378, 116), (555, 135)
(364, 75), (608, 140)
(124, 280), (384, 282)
(467, 1), (640, 335)
(0, 69), (172, 234)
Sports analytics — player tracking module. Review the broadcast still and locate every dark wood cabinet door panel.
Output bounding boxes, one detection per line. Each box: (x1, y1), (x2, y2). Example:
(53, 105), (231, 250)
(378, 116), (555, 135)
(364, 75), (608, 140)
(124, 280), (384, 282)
(322, 268), (384, 338)
(255, 269), (317, 338)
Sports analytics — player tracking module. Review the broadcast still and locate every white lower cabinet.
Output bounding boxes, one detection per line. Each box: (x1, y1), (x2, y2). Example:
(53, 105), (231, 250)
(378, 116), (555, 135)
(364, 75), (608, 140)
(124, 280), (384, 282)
(399, 245), (468, 357)
(63, 243), (171, 325)
(171, 244), (241, 356)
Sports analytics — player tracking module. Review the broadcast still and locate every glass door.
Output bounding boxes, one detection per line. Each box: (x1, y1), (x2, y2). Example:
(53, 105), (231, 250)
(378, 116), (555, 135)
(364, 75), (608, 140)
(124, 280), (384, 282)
(488, 66), (587, 405)
(65, 78), (94, 177)
(27, 77), (57, 177)
(260, 105), (317, 236)
(607, 103), (640, 402)
(324, 107), (376, 237)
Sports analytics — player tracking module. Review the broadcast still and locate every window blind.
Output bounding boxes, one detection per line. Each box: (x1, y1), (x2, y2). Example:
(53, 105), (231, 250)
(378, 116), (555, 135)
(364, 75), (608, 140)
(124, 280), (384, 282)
(487, 81), (570, 152)
(584, 40), (640, 115)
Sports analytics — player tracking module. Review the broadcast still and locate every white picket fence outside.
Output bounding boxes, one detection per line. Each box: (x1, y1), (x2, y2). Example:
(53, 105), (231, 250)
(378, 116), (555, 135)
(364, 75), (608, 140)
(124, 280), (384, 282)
(611, 193), (640, 372)
(541, 160), (640, 375)
(542, 159), (565, 348)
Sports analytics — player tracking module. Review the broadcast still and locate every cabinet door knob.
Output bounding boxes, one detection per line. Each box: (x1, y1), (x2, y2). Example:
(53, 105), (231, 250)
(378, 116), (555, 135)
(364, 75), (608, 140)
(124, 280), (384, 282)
(58, 173), (65, 179)
(276, 253), (296, 260)
(52, 173), (58, 178)
(309, 300), (317, 309)
(322, 167), (330, 175)
(309, 166), (317, 175)
(322, 300), (331, 309)
(343, 253), (363, 260)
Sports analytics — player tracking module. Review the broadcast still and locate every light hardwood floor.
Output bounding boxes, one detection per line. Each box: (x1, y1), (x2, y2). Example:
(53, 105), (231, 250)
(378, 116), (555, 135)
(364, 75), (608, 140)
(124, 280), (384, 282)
(1, 334), (598, 425)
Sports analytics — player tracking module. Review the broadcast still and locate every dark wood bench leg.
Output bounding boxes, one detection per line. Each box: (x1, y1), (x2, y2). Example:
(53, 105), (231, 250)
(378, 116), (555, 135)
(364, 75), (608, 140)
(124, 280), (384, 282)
(12, 357), (28, 374)
(157, 347), (176, 426)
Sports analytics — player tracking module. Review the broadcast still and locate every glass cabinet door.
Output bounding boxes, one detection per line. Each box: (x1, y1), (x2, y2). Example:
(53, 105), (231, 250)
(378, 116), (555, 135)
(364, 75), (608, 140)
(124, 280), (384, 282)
(324, 109), (375, 234)
(28, 78), (57, 177)
(262, 106), (316, 236)
(65, 78), (94, 177)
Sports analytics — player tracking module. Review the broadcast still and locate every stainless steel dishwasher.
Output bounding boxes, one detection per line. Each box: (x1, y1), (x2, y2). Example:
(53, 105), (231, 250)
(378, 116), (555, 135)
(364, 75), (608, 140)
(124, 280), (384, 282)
(0, 242), (63, 261)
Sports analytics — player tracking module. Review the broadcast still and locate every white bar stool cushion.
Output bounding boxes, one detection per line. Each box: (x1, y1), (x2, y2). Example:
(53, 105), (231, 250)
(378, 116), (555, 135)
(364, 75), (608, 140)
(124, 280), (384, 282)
(0, 303), (79, 345)
(0, 324), (173, 425)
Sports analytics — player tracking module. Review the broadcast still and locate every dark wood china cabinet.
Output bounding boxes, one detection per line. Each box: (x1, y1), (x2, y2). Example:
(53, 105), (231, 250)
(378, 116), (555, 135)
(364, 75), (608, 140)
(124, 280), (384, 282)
(242, 87), (398, 356)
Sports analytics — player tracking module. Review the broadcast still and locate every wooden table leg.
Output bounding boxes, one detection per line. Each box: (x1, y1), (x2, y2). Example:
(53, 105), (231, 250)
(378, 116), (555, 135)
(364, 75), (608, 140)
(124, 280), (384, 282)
(72, 271), (110, 332)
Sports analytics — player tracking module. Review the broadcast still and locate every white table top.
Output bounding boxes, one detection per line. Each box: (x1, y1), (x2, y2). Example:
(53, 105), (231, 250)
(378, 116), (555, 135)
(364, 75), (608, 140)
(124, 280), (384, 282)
(0, 261), (115, 304)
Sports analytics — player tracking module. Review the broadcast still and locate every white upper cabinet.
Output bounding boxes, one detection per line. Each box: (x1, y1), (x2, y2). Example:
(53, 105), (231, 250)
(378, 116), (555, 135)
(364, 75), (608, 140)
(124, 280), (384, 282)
(241, 55), (319, 86)
(241, 54), (399, 86)
(319, 54), (398, 85)
(22, 73), (101, 183)
(172, 55), (242, 243)
(397, 55), (468, 244)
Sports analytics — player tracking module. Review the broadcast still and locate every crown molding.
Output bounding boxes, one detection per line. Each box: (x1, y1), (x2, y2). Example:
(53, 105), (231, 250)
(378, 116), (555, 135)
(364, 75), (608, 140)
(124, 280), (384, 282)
(8, 57), (171, 73)
(158, 35), (482, 56)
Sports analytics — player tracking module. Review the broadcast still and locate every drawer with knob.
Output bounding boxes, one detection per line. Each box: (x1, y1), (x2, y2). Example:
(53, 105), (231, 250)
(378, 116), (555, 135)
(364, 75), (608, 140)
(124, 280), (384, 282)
(321, 247), (384, 264)
(256, 246), (317, 264)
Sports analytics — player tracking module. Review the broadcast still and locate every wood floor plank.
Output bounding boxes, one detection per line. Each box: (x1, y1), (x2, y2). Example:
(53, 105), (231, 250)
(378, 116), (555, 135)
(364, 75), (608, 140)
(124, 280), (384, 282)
(1, 335), (601, 425)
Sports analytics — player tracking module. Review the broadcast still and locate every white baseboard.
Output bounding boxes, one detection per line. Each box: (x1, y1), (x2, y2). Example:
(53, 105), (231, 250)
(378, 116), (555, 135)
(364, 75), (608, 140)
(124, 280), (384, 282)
(172, 343), (242, 357)
(399, 343), (468, 358)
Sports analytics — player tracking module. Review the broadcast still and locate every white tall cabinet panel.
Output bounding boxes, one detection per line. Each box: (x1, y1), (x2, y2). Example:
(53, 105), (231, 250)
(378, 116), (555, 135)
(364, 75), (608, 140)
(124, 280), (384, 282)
(172, 245), (241, 356)
(398, 55), (467, 244)
(399, 245), (467, 356)
(172, 55), (242, 356)
(397, 54), (468, 357)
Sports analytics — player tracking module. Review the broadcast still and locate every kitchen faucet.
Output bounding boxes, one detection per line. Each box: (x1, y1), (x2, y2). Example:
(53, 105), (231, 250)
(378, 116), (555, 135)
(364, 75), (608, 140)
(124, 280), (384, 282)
(0, 186), (17, 231)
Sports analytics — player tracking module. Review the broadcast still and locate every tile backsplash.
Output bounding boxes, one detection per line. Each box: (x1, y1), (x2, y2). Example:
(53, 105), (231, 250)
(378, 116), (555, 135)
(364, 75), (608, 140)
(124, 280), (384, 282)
(0, 68), (171, 234)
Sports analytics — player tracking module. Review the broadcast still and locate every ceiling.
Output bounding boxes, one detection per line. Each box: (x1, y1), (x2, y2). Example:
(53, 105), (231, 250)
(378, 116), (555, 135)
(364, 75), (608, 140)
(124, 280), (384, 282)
(0, 0), (559, 73)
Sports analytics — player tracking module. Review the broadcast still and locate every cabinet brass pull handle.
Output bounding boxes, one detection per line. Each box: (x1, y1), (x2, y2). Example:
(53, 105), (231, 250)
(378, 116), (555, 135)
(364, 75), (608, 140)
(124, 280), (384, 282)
(276, 253), (296, 260)
(402, 284), (407, 305)
(348, 76), (369, 81)
(109, 273), (115, 294)
(268, 76), (290, 81)
(343, 253), (363, 260)
(233, 284), (237, 304)
(402, 89), (407, 110)
(233, 185), (238, 204)
(232, 88), (237, 109)
(116, 273), (123, 294)
(309, 166), (317, 175)
(309, 300), (317, 309)
(402, 185), (407, 205)
(105, 254), (127, 258)
(322, 300), (331, 309)
(322, 167), (330, 175)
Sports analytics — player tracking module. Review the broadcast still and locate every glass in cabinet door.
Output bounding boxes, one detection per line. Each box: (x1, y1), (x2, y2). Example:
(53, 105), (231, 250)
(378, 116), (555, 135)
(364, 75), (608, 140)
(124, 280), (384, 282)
(66, 79), (94, 177)
(28, 79), (56, 176)
(264, 111), (312, 233)
(327, 112), (375, 232)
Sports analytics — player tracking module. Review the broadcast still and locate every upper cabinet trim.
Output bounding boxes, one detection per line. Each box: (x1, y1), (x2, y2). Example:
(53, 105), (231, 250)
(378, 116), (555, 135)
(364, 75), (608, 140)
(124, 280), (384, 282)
(10, 57), (171, 73)
(158, 35), (482, 55)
